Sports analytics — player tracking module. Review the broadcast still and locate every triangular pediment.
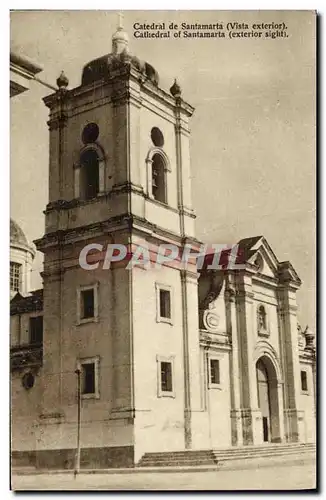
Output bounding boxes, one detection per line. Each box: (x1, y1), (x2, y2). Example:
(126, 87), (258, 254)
(237, 236), (301, 284)
(247, 239), (278, 278)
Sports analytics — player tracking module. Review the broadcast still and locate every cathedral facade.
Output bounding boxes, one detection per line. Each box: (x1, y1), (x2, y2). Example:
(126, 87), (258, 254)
(10, 26), (316, 469)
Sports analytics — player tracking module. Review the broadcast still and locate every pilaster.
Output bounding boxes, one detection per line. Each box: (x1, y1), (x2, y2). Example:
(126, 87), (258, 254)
(235, 273), (261, 444)
(277, 283), (302, 442)
(225, 276), (243, 446)
(40, 265), (65, 418)
(110, 266), (134, 414)
(180, 268), (201, 449)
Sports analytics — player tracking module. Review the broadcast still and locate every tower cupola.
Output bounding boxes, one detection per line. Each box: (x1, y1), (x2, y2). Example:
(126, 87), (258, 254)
(112, 14), (129, 55)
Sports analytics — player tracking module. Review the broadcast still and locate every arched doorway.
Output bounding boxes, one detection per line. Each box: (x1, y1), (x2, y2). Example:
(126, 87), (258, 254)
(256, 356), (281, 443)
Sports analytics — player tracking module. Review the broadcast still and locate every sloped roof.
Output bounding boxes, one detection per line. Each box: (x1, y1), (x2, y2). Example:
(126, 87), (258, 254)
(237, 236), (264, 262)
(10, 289), (43, 315)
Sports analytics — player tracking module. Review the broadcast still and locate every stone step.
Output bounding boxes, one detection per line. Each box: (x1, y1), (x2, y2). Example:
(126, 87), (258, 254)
(139, 453), (215, 460)
(212, 446), (315, 456)
(213, 443), (316, 453)
(213, 450), (315, 461)
(139, 459), (217, 467)
(138, 443), (316, 468)
(141, 451), (215, 458)
(139, 449), (313, 466)
(139, 455), (215, 461)
(213, 445), (315, 457)
(142, 446), (314, 461)
(144, 443), (316, 456)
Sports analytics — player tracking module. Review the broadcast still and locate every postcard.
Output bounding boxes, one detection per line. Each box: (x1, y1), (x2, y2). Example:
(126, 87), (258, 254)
(10, 10), (316, 491)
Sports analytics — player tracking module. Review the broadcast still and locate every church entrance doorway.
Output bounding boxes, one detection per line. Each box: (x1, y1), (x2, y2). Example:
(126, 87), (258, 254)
(256, 356), (280, 443)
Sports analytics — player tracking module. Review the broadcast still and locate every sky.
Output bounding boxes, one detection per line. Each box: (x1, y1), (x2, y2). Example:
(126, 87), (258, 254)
(10, 10), (316, 327)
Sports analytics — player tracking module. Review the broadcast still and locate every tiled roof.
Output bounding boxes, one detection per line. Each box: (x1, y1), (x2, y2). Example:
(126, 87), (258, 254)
(237, 236), (263, 262)
(10, 289), (43, 315)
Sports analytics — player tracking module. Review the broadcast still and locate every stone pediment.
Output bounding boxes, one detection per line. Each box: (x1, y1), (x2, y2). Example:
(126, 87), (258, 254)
(238, 236), (301, 286)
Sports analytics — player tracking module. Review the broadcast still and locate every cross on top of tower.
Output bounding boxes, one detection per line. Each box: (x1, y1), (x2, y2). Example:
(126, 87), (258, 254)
(112, 11), (129, 54)
(81, 10), (160, 86)
(118, 11), (123, 29)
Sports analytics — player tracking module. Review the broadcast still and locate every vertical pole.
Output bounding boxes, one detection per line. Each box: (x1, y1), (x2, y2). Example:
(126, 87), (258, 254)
(74, 368), (81, 478)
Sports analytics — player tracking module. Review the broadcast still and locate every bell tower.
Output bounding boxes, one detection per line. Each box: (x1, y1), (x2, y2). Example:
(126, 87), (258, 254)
(35, 22), (203, 468)
(42, 21), (196, 238)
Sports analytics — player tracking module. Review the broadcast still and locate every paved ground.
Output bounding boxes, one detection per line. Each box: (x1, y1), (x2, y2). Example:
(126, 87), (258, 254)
(12, 460), (316, 491)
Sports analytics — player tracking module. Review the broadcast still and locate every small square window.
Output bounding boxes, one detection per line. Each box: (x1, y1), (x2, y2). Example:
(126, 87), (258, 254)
(301, 370), (308, 392)
(29, 316), (43, 345)
(210, 359), (220, 386)
(161, 361), (173, 392)
(81, 289), (94, 319)
(159, 289), (171, 319)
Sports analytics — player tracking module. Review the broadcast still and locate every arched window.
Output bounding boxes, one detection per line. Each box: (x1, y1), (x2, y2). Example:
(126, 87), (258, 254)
(152, 153), (167, 204)
(257, 305), (267, 332)
(146, 147), (170, 204)
(80, 149), (99, 200)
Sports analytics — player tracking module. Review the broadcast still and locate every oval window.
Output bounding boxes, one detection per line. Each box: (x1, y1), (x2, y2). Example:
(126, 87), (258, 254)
(82, 123), (99, 144)
(151, 127), (164, 147)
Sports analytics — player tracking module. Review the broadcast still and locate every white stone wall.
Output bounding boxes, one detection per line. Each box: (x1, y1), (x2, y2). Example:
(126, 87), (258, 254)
(132, 264), (187, 459)
(11, 373), (42, 451)
(298, 361), (316, 443)
(205, 348), (232, 448)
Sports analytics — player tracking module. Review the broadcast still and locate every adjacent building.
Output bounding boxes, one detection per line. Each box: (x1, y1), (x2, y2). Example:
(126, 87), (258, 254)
(10, 219), (35, 299)
(10, 51), (43, 98)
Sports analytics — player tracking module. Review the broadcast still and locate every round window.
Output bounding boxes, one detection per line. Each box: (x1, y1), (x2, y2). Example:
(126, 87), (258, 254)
(82, 123), (99, 144)
(22, 372), (35, 390)
(151, 127), (164, 147)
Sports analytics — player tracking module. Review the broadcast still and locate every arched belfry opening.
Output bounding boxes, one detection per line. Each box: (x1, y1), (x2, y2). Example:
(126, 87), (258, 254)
(79, 149), (99, 200)
(146, 145), (170, 205)
(152, 153), (167, 203)
(256, 356), (281, 443)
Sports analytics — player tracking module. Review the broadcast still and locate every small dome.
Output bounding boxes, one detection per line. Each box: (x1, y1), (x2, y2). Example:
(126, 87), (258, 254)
(10, 219), (28, 246)
(81, 52), (159, 87)
(81, 26), (159, 87)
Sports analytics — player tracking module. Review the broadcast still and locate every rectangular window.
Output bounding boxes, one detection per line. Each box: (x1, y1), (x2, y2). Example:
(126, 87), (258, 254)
(77, 284), (99, 325)
(156, 284), (173, 324)
(81, 289), (94, 319)
(82, 362), (96, 395)
(161, 361), (173, 392)
(301, 370), (308, 392)
(78, 356), (100, 399)
(157, 355), (175, 397)
(159, 289), (171, 319)
(10, 262), (21, 292)
(29, 316), (43, 345)
(210, 359), (220, 385)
